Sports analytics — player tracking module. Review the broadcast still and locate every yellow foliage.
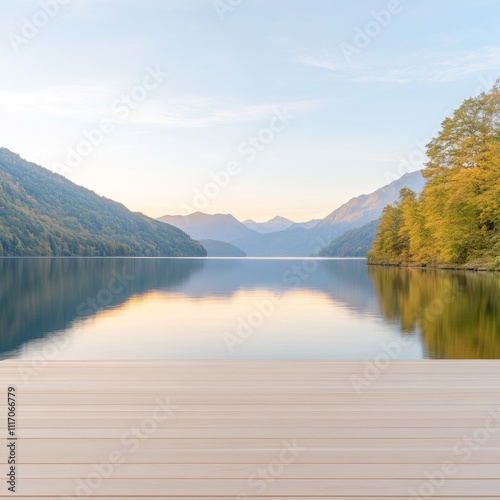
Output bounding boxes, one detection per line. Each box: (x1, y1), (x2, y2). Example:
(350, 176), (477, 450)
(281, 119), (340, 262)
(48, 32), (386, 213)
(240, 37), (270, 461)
(368, 80), (500, 269)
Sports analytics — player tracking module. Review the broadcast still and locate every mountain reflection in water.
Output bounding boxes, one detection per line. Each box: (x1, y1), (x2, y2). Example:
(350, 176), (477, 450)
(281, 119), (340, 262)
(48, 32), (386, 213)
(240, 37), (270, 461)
(1, 258), (498, 359)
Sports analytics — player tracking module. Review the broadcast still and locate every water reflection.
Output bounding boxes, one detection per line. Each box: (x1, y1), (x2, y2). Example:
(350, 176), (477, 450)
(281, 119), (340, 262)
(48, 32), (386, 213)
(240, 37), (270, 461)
(0, 258), (204, 356)
(368, 266), (500, 358)
(1, 258), (499, 359)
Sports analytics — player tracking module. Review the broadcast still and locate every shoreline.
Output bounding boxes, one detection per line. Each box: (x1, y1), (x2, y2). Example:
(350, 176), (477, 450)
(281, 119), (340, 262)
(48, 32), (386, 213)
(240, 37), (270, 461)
(367, 261), (500, 272)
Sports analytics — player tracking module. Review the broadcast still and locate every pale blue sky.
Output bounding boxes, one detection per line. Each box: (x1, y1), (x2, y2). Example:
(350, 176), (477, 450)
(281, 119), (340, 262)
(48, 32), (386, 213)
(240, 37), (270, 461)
(1, 0), (499, 221)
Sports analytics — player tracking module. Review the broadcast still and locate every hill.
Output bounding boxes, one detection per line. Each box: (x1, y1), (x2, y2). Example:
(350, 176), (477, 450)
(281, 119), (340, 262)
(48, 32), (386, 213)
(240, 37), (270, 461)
(0, 148), (206, 257)
(199, 239), (246, 257)
(319, 219), (379, 257)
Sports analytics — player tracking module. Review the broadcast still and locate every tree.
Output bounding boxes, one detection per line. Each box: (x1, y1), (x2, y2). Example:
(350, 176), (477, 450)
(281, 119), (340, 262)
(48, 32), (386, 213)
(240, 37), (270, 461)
(368, 202), (405, 264)
(369, 80), (500, 269)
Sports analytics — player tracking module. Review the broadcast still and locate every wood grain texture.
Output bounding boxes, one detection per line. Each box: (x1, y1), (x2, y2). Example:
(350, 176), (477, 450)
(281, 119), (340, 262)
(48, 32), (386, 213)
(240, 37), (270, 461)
(2, 360), (500, 498)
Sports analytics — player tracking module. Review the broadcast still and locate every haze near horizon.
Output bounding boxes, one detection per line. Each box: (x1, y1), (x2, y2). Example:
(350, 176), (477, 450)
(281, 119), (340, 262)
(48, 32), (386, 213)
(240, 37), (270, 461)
(1, 0), (499, 221)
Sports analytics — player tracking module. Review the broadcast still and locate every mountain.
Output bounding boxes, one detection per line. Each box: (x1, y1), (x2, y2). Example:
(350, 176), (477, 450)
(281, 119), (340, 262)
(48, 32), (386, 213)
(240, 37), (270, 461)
(243, 216), (294, 233)
(232, 170), (426, 256)
(231, 226), (312, 257)
(319, 219), (379, 257)
(157, 170), (426, 257)
(157, 212), (259, 242)
(199, 239), (246, 257)
(0, 148), (206, 257)
(316, 170), (426, 230)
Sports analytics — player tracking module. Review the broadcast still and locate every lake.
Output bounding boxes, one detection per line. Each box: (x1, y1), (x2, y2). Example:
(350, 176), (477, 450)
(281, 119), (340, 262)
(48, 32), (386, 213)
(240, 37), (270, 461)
(1, 258), (499, 360)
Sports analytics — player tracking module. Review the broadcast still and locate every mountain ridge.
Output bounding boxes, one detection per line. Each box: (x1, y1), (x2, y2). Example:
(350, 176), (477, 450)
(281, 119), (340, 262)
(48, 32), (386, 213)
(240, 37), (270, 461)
(0, 148), (206, 257)
(243, 216), (295, 233)
(317, 171), (426, 228)
(233, 170), (426, 256)
(158, 212), (258, 242)
(158, 170), (425, 257)
(159, 170), (425, 257)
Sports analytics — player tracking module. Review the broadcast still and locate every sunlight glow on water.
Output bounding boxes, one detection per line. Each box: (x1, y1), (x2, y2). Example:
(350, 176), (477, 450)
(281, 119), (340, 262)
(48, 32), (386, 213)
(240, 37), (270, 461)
(16, 289), (423, 360)
(1, 258), (499, 360)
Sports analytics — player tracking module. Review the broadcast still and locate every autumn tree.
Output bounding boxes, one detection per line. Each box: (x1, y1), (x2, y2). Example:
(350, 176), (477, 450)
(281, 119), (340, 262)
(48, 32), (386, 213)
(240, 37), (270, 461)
(369, 80), (500, 269)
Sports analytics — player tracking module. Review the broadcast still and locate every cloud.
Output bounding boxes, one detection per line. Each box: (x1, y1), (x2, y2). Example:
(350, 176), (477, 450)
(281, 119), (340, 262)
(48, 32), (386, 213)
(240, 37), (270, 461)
(425, 47), (500, 82)
(351, 71), (412, 84)
(0, 83), (118, 119)
(296, 55), (342, 72)
(357, 47), (500, 84)
(130, 98), (318, 128)
(297, 46), (500, 85)
(0, 83), (318, 129)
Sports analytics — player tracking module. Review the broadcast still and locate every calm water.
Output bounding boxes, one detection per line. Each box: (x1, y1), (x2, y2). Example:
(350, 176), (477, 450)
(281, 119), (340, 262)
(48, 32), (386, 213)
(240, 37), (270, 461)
(1, 258), (499, 360)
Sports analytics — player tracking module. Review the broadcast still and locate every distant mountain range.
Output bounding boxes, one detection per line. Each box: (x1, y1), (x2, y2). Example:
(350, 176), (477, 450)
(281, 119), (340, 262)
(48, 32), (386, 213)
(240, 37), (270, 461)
(0, 145), (425, 258)
(243, 216), (321, 233)
(158, 212), (258, 242)
(244, 216), (294, 233)
(0, 148), (206, 257)
(159, 171), (425, 257)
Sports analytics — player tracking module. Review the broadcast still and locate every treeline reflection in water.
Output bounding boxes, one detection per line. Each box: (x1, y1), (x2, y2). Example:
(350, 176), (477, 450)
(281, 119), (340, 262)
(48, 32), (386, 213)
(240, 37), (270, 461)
(368, 265), (500, 358)
(1, 258), (499, 359)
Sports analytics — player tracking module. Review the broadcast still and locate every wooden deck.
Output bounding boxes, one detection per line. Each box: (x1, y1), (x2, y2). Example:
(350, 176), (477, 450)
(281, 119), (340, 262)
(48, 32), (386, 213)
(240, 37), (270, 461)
(2, 360), (500, 499)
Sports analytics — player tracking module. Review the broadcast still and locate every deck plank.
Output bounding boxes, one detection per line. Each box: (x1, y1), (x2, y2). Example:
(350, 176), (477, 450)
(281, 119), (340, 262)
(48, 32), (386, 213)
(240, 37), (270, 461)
(2, 360), (500, 498)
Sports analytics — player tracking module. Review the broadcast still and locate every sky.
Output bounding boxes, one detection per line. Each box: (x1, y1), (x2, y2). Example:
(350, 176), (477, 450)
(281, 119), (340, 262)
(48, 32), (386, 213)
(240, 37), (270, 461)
(0, 0), (499, 222)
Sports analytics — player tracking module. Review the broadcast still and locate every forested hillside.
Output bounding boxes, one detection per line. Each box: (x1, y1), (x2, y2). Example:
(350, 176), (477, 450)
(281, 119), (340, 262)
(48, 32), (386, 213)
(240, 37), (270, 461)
(368, 81), (500, 270)
(319, 219), (379, 257)
(0, 149), (206, 257)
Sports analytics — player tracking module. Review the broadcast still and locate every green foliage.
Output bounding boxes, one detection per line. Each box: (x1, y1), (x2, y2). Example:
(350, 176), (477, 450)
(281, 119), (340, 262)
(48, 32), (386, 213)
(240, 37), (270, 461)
(319, 219), (379, 257)
(0, 149), (206, 257)
(368, 80), (500, 269)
